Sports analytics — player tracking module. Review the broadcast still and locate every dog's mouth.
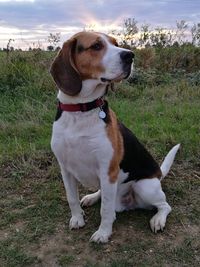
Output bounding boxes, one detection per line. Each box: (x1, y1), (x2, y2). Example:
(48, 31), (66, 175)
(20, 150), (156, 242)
(101, 71), (131, 83)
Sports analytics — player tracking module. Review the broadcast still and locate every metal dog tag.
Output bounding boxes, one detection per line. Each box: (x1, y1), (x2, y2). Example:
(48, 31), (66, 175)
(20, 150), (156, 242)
(99, 110), (106, 119)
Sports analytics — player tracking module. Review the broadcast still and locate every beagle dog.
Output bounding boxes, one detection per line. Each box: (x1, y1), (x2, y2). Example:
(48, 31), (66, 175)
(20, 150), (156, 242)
(50, 31), (180, 243)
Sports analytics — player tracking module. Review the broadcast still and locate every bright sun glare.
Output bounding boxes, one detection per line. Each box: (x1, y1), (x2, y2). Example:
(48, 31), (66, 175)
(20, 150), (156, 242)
(85, 21), (121, 32)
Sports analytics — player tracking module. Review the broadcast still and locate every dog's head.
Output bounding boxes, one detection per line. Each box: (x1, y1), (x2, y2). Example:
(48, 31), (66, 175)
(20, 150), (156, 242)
(50, 31), (134, 96)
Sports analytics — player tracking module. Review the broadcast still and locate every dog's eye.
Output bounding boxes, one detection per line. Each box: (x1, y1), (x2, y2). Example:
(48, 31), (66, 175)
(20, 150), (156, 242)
(90, 42), (103, 51)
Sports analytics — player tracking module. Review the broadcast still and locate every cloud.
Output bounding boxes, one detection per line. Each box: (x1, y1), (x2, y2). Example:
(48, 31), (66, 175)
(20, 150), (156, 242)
(0, 0), (200, 48)
(0, 0), (34, 2)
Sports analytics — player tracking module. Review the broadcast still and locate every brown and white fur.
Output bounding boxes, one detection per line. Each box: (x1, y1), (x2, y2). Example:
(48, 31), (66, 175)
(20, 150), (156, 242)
(50, 31), (180, 243)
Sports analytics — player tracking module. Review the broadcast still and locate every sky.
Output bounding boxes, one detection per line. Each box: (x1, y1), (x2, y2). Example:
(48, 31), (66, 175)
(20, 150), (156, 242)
(0, 0), (200, 49)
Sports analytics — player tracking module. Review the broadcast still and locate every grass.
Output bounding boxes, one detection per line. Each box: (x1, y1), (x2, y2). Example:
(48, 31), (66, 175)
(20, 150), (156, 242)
(0, 50), (200, 266)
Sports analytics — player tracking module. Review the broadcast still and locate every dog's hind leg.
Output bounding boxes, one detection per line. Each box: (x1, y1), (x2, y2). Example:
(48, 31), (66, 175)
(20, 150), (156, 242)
(132, 178), (172, 233)
(81, 190), (101, 207)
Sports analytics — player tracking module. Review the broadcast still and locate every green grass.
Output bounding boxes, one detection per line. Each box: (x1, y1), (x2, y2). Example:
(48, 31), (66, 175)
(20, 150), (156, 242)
(0, 50), (200, 266)
(0, 241), (38, 267)
(1, 76), (199, 163)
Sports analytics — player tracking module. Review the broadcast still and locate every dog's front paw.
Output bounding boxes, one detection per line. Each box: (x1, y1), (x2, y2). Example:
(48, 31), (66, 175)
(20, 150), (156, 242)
(90, 229), (111, 243)
(69, 215), (85, 230)
(150, 213), (166, 233)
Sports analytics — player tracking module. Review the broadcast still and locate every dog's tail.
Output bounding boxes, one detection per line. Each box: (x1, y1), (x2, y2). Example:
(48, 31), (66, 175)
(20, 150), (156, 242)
(160, 144), (180, 181)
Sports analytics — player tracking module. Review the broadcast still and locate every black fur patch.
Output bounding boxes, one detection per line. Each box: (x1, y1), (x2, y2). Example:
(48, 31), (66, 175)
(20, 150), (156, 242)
(55, 104), (63, 121)
(101, 100), (110, 124)
(119, 122), (161, 182)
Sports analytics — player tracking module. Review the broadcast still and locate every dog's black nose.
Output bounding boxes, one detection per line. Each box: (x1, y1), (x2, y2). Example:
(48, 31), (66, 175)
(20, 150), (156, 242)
(120, 51), (134, 64)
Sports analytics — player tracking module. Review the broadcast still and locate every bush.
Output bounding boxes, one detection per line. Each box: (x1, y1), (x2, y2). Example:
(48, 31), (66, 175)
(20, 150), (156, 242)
(0, 50), (55, 93)
(134, 45), (200, 72)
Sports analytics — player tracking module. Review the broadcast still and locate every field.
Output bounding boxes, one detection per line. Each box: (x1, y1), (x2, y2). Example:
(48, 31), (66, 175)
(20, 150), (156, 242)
(0, 49), (200, 267)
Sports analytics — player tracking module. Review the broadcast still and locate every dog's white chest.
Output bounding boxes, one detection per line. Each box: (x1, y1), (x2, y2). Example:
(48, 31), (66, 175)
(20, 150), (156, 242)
(51, 111), (113, 189)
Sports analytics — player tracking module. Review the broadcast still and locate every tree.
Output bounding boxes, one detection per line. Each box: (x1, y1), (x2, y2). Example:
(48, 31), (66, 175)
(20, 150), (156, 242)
(47, 45), (54, 51)
(47, 33), (61, 50)
(138, 24), (150, 47)
(122, 18), (138, 47)
(176, 20), (188, 44)
(191, 23), (200, 46)
(150, 28), (174, 48)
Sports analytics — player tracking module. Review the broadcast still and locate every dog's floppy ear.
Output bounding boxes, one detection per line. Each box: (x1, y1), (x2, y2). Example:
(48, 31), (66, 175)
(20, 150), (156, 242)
(50, 38), (82, 96)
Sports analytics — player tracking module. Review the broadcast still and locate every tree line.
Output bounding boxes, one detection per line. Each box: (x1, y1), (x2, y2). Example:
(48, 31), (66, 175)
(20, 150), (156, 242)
(1, 18), (200, 52)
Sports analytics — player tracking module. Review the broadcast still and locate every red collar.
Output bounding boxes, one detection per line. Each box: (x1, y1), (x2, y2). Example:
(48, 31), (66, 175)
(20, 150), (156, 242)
(58, 97), (105, 112)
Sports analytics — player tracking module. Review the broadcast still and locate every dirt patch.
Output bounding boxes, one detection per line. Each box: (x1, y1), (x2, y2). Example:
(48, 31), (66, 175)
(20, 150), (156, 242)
(0, 161), (200, 267)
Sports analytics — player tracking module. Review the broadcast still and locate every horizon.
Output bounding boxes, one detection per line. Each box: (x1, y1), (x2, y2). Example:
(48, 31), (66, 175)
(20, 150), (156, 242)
(0, 0), (200, 49)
